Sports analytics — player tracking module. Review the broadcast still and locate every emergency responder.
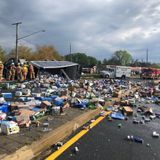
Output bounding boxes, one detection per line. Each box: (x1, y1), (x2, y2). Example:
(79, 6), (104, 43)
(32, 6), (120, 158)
(29, 63), (35, 79)
(22, 63), (28, 80)
(8, 63), (16, 81)
(16, 63), (22, 81)
(0, 61), (4, 81)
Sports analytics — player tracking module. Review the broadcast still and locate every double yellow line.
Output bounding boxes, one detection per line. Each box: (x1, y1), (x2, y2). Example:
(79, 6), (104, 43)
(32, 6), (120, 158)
(46, 111), (111, 160)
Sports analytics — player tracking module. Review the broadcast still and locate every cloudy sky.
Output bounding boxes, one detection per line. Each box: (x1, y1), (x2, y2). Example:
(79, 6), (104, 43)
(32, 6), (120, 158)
(0, 0), (160, 62)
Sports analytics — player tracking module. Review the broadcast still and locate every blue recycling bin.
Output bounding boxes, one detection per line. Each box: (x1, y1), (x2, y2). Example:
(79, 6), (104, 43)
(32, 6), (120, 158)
(51, 95), (58, 100)
(35, 96), (53, 102)
(2, 93), (13, 99)
(111, 112), (125, 120)
(54, 99), (64, 106)
(74, 103), (87, 109)
(0, 104), (9, 113)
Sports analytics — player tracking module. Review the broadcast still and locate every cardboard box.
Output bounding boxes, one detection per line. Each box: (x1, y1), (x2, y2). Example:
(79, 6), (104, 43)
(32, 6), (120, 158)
(40, 101), (52, 108)
(123, 106), (133, 115)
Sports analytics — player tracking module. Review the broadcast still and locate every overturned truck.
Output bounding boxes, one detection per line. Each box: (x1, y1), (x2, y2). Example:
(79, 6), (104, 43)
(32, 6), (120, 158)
(31, 60), (80, 80)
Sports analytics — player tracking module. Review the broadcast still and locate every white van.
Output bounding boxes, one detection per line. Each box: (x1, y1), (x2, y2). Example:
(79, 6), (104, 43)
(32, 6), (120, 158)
(100, 66), (131, 79)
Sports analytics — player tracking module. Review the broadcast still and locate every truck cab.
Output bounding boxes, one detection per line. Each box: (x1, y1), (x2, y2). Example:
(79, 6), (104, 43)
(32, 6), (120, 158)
(100, 68), (115, 78)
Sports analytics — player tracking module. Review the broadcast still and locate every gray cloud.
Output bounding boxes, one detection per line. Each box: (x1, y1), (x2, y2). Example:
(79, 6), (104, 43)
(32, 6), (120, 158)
(0, 0), (160, 62)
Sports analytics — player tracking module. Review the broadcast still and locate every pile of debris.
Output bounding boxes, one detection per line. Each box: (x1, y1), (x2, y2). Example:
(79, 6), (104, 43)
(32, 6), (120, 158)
(0, 74), (137, 135)
(104, 80), (160, 145)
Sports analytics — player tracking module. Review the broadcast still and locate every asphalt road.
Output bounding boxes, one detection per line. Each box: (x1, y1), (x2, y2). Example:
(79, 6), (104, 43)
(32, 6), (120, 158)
(58, 103), (160, 160)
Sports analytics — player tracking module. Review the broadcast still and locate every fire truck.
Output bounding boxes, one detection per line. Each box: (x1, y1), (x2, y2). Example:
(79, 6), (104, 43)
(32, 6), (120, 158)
(141, 68), (160, 79)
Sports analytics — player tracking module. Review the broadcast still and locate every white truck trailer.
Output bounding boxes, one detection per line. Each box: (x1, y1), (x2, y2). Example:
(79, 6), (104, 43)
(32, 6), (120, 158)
(100, 66), (131, 79)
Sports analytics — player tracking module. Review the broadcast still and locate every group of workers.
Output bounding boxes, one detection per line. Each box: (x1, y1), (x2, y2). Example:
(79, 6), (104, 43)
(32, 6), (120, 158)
(0, 61), (35, 81)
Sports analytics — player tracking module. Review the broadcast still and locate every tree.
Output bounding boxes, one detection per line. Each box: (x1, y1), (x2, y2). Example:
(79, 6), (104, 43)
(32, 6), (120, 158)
(7, 45), (63, 61)
(111, 50), (133, 65)
(87, 56), (98, 67)
(34, 45), (63, 61)
(7, 45), (33, 61)
(0, 46), (6, 62)
(103, 58), (108, 65)
(65, 53), (98, 68)
(130, 59), (143, 67)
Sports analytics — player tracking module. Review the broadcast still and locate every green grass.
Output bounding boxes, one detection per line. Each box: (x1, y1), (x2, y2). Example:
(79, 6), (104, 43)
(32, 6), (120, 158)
(80, 74), (101, 79)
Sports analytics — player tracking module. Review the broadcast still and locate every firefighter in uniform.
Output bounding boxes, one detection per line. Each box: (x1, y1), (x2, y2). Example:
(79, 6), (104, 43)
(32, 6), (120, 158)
(16, 63), (22, 81)
(29, 63), (35, 79)
(22, 63), (28, 80)
(0, 61), (4, 81)
(8, 63), (16, 81)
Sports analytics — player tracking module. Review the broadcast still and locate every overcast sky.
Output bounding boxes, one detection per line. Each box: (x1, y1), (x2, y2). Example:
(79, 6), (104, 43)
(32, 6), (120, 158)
(0, 0), (160, 62)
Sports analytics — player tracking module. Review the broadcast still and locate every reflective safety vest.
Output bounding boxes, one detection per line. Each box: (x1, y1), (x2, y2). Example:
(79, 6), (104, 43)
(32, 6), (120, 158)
(17, 66), (22, 73)
(29, 65), (34, 72)
(22, 66), (28, 73)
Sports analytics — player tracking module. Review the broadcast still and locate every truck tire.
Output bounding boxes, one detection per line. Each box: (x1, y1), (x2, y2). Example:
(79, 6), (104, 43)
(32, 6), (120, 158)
(105, 74), (109, 78)
(121, 75), (126, 79)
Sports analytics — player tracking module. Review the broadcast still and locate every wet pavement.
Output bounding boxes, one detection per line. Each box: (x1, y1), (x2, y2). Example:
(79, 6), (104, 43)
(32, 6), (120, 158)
(58, 103), (160, 160)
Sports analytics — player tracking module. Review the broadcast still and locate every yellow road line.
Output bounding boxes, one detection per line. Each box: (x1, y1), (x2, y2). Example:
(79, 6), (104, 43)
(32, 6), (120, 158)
(46, 111), (111, 160)
(90, 111), (111, 129)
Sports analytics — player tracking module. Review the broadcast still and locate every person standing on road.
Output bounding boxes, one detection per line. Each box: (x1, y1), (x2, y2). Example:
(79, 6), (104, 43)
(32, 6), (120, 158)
(0, 61), (4, 81)
(22, 63), (28, 80)
(8, 63), (16, 81)
(16, 63), (23, 81)
(29, 63), (35, 79)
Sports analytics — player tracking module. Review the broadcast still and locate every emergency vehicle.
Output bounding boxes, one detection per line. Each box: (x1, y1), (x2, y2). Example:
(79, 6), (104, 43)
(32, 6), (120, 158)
(141, 68), (160, 79)
(100, 65), (131, 79)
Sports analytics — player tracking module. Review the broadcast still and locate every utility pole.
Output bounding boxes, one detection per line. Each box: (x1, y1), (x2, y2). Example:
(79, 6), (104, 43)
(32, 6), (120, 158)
(146, 48), (148, 63)
(12, 22), (45, 64)
(12, 22), (22, 64)
(70, 43), (72, 61)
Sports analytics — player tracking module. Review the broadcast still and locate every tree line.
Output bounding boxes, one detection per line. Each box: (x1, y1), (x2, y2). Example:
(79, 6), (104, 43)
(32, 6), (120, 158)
(0, 45), (159, 68)
(0, 45), (63, 62)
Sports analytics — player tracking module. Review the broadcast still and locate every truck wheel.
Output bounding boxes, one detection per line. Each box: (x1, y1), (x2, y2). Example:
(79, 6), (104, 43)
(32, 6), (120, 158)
(105, 74), (109, 78)
(121, 75), (126, 79)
